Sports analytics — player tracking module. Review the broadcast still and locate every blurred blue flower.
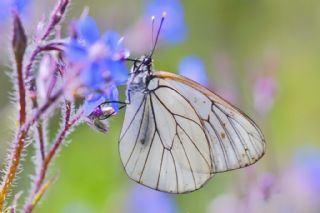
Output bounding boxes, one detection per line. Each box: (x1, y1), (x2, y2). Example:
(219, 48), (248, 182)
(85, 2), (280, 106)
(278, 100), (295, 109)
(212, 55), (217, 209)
(12, 0), (30, 13)
(144, 0), (187, 43)
(292, 148), (320, 193)
(127, 184), (178, 213)
(65, 16), (129, 116)
(178, 56), (208, 86)
(0, 0), (31, 22)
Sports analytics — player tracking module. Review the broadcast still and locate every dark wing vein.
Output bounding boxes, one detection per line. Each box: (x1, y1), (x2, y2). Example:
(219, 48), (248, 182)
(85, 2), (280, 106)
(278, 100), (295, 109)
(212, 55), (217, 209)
(225, 112), (262, 156)
(205, 115), (229, 169)
(211, 104), (241, 166)
(139, 130), (157, 182)
(120, 95), (146, 141)
(124, 98), (147, 167)
(231, 117), (262, 157)
(177, 123), (211, 170)
(203, 127), (217, 173)
(149, 93), (168, 148)
(156, 149), (165, 190)
(227, 115), (252, 164)
(152, 88), (214, 170)
(175, 127), (197, 189)
(215, 104), (263, 141)
(152, 92), (203, 129)
(213, 103), (252, 164)
(170, 152), (179, 193)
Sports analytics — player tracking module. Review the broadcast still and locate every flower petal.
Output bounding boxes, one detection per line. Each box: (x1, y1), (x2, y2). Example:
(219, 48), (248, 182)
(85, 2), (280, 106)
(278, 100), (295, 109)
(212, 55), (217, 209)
(82, 62), (105, 89)
(65, 40), (88, 62)
(12, 0), (31, 14)
(83, 94), (106, 116)
(101, 31), (122, 53)
(77, 16), (100, 44)
(105, 59), (129, 85)
(108, 85), (119, 112)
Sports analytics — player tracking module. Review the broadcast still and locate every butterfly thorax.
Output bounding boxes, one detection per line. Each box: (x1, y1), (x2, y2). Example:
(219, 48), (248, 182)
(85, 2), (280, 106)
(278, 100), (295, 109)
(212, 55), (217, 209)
(127, 55), (154, 95)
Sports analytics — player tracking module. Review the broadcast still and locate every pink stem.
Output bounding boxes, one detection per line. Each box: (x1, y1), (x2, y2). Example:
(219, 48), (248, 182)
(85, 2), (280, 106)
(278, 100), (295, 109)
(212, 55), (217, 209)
(23, 107), (83, 213)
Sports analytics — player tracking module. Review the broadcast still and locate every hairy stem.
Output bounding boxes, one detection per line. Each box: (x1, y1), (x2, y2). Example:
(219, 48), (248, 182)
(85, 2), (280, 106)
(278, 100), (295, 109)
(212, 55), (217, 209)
(31, 96), (46, 162)
(24, 107), (83, 213)
(40, 0), (69, 41)
(0, 90), (63, 210)
(24, 0), (70, 79)
(17, 57), (26, 125)
(24, 40), (65, 79)
(0, 12), (28, 210)
(37, 122), (46, 161)
(0, 0), (71, 210)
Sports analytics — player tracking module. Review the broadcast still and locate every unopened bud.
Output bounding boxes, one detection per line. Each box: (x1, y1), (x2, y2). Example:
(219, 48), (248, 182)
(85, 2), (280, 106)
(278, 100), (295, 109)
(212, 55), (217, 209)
(12, 12), (27, 62)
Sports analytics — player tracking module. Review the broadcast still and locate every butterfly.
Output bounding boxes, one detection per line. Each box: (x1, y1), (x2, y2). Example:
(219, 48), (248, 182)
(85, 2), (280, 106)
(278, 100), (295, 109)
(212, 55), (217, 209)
(116, 14), (265, 193)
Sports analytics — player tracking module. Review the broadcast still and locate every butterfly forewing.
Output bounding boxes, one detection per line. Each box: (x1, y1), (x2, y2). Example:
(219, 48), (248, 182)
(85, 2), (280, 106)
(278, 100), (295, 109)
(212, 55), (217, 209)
(119, 70), (265, 193)
(156, 71), (265, 171)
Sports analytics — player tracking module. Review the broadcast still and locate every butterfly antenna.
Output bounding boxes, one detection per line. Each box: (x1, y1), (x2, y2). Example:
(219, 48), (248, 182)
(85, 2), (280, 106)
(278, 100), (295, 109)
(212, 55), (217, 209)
(151, 16), (155, 50)
(125, 58), (138, 62)
(150, 11), (166, 57)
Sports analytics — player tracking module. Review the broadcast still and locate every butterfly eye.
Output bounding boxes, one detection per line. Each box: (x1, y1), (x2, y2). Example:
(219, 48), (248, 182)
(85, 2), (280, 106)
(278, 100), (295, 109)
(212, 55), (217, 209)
(144, 57), (152, 65)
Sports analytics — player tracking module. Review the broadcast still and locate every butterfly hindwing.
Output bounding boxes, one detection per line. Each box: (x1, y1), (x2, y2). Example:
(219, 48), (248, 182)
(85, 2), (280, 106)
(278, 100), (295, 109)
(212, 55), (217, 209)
(119, 76), (213, 193)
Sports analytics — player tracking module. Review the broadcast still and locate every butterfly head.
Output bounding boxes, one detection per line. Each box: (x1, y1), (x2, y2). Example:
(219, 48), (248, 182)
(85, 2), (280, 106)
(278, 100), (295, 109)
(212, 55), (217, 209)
(131, 55), (153, 75)
(126, 13), (166, 91)
(127, 55), (154, 93)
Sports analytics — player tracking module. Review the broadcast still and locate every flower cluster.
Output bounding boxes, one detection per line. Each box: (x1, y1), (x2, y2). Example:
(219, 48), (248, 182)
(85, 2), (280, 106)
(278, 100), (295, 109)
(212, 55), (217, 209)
(64, 15), (130, 131)
(0, 0), (132, 211)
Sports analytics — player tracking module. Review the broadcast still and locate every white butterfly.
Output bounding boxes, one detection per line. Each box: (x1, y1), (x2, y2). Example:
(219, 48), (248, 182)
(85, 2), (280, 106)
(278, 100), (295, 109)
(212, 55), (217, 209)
(119, 55), (265, 193)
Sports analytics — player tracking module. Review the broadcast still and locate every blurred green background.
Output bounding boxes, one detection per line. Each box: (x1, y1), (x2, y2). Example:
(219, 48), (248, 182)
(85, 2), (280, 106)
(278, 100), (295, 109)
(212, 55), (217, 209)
(1, 0), (320, 212)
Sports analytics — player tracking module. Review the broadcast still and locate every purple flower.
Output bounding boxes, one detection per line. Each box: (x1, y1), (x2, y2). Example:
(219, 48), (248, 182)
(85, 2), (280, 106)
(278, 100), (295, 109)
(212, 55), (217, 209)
(65, 16), (129, 117)
(253, 76), (277, 114)
(127, 184), (178, 213)
(258, 173), (275, 201)
(144, 0), (187, 43)
(178, 56), (208, 86)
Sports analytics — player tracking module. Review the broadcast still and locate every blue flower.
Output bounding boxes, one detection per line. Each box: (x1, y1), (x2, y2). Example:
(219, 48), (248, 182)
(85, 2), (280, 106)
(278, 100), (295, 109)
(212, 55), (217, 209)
(83, 86), (119, 117)
(127, 184), (178, 213)
(0, 0), (30, 22)
(12, 0), (30, 14)
(293, 148), (320, 192)
(65, 16), (129, 116)
(144, 0), (187, 43)
(178, 56), (208, 86)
